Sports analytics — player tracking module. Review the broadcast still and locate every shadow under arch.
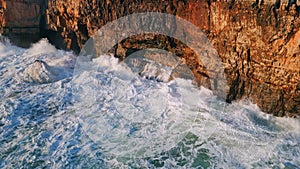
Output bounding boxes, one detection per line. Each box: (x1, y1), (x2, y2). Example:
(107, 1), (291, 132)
(111, 36), (212, 88)
(77, 12), (228, 99)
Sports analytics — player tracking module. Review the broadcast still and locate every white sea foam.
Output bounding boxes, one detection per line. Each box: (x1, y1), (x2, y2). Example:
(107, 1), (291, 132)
(0, 38), (299, 168)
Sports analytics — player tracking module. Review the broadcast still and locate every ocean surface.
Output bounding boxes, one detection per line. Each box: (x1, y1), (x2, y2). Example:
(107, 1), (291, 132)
(0, 38), (299, 168)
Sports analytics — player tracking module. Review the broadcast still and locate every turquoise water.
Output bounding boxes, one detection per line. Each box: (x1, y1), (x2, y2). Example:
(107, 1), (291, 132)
(0, 38), (299, 168)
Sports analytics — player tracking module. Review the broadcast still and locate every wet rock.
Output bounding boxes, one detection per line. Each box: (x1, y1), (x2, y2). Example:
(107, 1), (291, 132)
(23, 60), (56, 84)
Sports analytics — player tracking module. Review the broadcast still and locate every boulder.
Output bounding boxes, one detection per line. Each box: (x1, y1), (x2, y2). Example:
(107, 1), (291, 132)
(23, 60), (56, 84)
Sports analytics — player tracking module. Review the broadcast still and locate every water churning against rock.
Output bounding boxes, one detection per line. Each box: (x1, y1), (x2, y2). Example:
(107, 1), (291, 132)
(0, 38), (299, 168)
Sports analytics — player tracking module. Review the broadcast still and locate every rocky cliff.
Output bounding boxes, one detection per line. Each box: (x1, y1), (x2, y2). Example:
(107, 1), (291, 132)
(1, 0), (47, 47)
(2, 0), (300, 117)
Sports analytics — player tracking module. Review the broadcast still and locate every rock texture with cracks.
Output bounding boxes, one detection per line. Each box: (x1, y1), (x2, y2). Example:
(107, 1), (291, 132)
(2, 0), (300, 117)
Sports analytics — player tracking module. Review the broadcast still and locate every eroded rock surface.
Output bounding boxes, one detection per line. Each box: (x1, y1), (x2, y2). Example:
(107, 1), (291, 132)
(2, 0), (300, 116)
(1, 0), (47, 47)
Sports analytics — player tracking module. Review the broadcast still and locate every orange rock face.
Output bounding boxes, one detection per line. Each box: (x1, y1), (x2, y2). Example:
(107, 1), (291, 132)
(1, 0), (48, 47)
(0, 0), (6, 32)
(2, 0), (42, 32)
(5, 1), (40, 28)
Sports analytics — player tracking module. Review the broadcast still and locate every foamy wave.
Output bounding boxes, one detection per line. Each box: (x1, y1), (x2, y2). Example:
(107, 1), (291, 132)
(0, 38), (299, 168)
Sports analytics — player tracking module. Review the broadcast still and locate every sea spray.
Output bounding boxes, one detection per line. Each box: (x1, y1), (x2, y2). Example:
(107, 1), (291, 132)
(0, 38), (299, 168)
